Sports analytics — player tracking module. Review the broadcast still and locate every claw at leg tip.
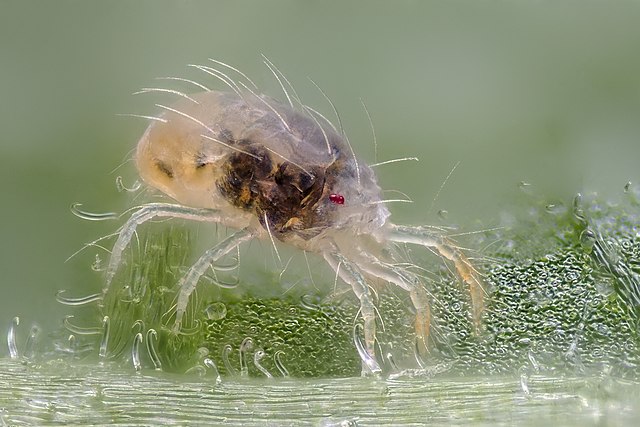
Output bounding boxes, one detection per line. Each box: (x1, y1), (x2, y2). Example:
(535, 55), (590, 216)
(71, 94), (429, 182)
(172, 316), (182, 334)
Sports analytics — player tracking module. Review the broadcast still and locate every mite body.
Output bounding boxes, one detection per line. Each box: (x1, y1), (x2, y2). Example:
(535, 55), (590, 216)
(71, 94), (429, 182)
(107, 61), (484, 374)
(135, 90), (386, 246)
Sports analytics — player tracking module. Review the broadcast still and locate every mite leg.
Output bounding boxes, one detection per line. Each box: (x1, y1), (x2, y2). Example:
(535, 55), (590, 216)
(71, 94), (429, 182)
(106, 203), (223, 287)
(173, 227), (255, 332)
(386, 224), (485, 332)
(323, 251), (382, 375)
(351, 251), (431, 357)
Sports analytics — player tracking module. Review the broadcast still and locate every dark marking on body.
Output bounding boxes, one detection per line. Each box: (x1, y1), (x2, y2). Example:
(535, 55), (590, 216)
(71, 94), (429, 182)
(195, 152), (209, 169)
(155, 160), (174, 178)
(216, 143), (340, 240)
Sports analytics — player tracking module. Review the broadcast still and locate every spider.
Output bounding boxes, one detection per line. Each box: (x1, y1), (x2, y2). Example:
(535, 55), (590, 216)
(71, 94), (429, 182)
(106, 58), (485, 374)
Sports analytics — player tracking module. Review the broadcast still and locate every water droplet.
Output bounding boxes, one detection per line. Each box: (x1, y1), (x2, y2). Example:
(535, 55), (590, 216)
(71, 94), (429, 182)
(63, 315), (103, 335)
(23, 324), (41, 360)
(204, 302), (227, 321)
(131, 332), (143, 372)
(69, 203), (118, 221)
(239, 337), (254, 377)
(145, 329), (162, 370)
(115, 176), (142, 193)
(7, 317), (19, 359)
(204, 358), (221, 384)
(131, 319), (145, 334)
(300, 294), (321, 311)
(273, 350), (289, 377)
(437, 209), (448, 220)
(66, 334), (79, 354)
(222, 344), (238, 377)
(253, 349), (273, 378)
(56, 290), (102, 306)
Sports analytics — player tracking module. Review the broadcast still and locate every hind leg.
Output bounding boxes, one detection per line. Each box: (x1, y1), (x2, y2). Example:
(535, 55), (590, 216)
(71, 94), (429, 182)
(173, 227), (254, 332)
(106, 203), (223, 286)
(386, 224), (484, 332)
(323, 251), (382, 374)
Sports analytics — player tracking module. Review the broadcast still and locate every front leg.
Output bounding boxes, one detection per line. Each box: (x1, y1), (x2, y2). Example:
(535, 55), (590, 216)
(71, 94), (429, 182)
(106, 203), (224, 287)
(323, 251), (382, 375)
(173, 227), (255, 332)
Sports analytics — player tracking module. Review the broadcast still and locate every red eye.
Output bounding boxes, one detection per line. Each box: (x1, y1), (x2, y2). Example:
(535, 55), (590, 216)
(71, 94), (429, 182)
(329, 194), (345, 205)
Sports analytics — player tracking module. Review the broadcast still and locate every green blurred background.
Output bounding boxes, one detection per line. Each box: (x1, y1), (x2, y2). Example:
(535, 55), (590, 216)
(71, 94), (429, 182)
(1, 0), (640, 352)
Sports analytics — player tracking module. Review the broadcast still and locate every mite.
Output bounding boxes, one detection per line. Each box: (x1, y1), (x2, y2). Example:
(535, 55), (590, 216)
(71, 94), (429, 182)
(106, 59), (485, 373)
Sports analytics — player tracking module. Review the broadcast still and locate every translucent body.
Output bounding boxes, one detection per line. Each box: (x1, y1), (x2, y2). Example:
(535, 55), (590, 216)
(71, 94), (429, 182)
(107, 67), (484, 374)
(135, 91), (389, 249)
